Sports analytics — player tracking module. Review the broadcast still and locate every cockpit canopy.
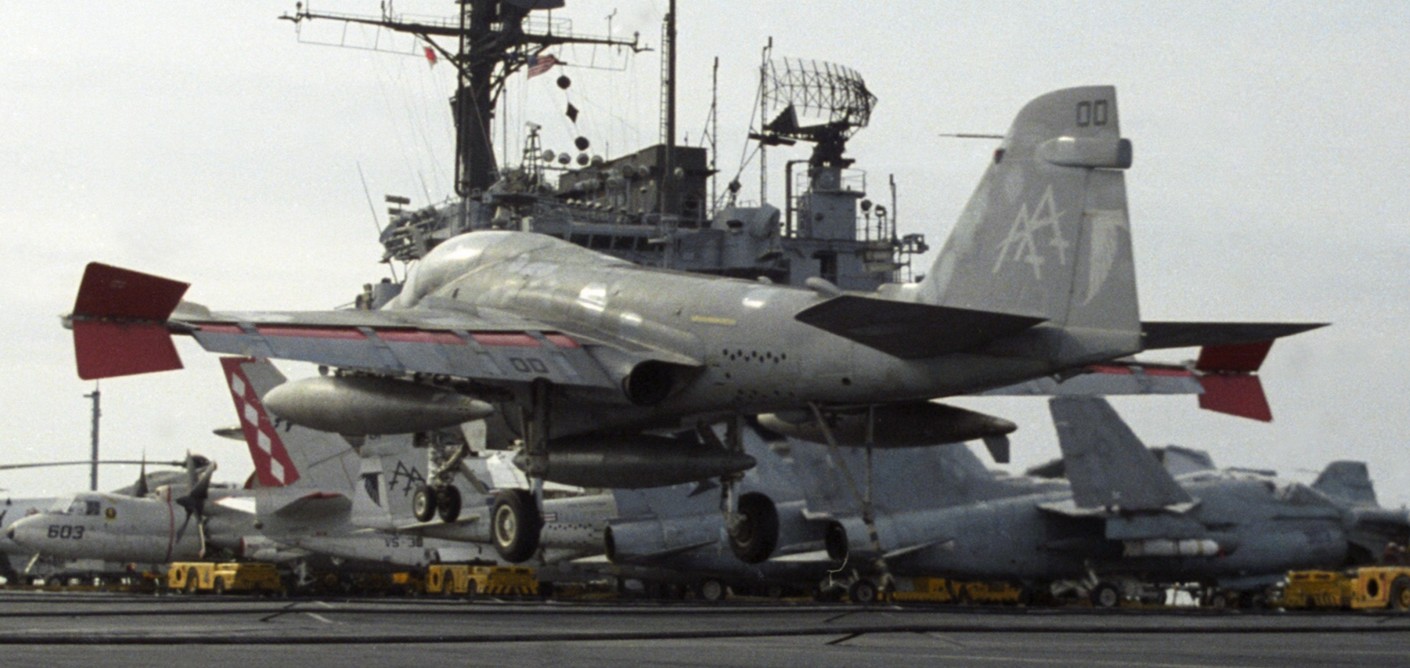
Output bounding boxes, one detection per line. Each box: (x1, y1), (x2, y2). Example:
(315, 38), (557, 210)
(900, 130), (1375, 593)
(59, 497), (102, 516)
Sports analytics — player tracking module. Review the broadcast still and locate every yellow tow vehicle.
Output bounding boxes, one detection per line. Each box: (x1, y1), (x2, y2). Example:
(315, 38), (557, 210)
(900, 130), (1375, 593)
(888, 577), (1026, 605)
(167, 562), (284, 595)
(1280, 566), (1410, 611)
(424, 564), (538, 597)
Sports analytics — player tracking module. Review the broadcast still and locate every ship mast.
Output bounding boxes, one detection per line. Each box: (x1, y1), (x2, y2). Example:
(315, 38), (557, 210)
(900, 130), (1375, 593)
(282, 1), (642, 200)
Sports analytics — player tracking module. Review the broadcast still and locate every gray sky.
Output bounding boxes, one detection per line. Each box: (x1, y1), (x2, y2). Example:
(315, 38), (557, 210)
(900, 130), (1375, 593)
(3, 2), (1407, 505)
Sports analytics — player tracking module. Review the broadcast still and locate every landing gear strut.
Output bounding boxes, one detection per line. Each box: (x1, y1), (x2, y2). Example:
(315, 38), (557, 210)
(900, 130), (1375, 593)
(495, 380), (552, 562)
(413, 435), (474, 523)
(698, 416), (754, 557)
(808, 403), (895, 602)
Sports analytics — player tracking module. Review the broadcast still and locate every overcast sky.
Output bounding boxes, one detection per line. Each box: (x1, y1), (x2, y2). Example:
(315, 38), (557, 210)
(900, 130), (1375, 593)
(3, 2), (1407, 506)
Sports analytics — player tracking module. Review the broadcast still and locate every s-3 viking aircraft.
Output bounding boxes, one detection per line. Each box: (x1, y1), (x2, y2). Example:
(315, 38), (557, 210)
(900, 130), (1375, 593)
(66, 86), (1322, 561)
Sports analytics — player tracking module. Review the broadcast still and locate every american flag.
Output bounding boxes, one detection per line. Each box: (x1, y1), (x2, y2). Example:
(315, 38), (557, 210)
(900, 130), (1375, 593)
(527, 53), (559, 79)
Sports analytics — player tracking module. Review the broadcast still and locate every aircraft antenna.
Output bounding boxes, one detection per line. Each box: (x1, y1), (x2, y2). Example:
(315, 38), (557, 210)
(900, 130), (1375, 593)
(280, 1), (644, 200)
(357, 163), (382, 235)
(85, 386), (100, 492)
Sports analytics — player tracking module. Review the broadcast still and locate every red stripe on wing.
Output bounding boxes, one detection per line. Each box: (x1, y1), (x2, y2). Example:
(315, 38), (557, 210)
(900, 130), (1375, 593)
(257, 326), (367, 340)
(472, 332), (542, 347)
(544, 333), (580, 349)
(377, 329), (465, 345)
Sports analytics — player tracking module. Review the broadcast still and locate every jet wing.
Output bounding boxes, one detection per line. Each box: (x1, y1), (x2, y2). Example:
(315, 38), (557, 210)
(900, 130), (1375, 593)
(69, 263), (696, 391)
(186, 307), (616, 390)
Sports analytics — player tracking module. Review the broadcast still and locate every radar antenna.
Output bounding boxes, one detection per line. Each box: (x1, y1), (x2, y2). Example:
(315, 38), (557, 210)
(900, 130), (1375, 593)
(752, 58), (877, 168)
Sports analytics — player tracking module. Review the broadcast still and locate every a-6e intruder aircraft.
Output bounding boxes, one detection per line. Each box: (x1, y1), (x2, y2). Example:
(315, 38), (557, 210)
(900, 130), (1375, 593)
(67, 86), (1321, 561)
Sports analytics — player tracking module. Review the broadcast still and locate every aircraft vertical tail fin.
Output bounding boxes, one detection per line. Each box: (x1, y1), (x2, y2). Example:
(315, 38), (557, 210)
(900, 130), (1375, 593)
(1312, 461), (1378, 508)
(342, 443), (427, 529)
(919, 87), (1140, 365)
(1049, 397), (1191, 510)
(219, 357), (356, 492)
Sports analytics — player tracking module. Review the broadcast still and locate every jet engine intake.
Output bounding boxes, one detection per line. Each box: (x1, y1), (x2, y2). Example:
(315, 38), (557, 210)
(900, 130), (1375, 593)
(622, 360), (679, 406)
(728, 492), (780, 564)
(824, 520), (850, 562)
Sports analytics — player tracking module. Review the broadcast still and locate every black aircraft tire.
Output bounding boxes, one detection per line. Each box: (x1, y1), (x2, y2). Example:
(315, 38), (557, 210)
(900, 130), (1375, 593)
(492, 489), (543, 563)
(1391, 576), (1410, 612)
(1091, 582), (1120, 608)
(413, 485), (438, 523)
(1209, 590), (1238, 609)
(697, 578), (726, 602)
(849, 579), (878, 605)
(437, 485), (463, 523)
(728, 493), (780, 564)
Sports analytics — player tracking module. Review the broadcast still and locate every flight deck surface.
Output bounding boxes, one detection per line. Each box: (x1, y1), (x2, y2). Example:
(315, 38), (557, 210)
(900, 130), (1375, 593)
(0, 591), (1406, 667)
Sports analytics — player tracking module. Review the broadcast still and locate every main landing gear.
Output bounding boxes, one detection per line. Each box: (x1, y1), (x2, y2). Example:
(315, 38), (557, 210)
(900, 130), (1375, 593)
(695, 415), (761, 563)
(412, 435), (475, 523)
(807, 403), (896, 602)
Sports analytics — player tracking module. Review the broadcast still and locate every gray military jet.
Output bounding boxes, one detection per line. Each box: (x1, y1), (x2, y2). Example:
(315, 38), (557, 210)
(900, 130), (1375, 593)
(805, 398), (1403, 605)
(605, 404), (1401, 606)
(66, 86), (1321, 561)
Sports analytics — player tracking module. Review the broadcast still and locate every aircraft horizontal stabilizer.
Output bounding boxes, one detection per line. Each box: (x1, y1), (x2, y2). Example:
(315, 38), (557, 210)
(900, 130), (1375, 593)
(1141, 321), (1327, 350)
(396, 516), (481, 535)
(70, 263), (190, 380)
(795, 295), (1045, 359)
(767, 549), (833, 564)
(984, 338), (1297, 421)
(883, 538), (954, 561)
(269, 491), (353, 521)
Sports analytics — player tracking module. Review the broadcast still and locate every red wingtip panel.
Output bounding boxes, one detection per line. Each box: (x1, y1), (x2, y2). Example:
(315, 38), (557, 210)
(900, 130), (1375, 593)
(74, 263), (189, 321)
(73, 321), (183, 380)
(1198, 375), (1272, 422)
(1196, 340), (1274, 373)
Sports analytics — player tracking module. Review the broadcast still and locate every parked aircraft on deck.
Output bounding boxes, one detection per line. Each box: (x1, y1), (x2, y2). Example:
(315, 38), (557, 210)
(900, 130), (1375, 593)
(66, 86), (1323, 562)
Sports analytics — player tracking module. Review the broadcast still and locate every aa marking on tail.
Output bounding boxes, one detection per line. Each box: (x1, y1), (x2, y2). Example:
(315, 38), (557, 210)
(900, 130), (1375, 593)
(993, 185), (1068, 280)
(388, 461), (426, 498)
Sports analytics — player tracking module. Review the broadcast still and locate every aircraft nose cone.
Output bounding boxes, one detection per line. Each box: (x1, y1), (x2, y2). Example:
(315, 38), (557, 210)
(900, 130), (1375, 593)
(6, 515), (44, 548)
